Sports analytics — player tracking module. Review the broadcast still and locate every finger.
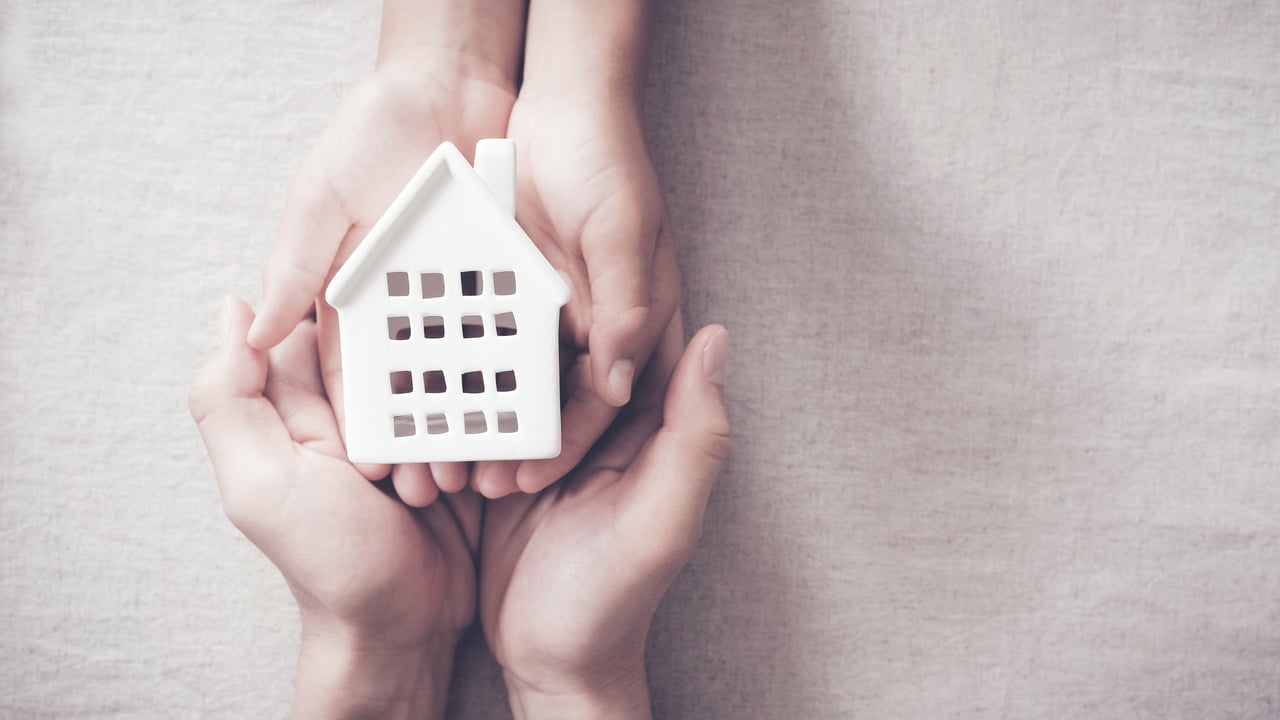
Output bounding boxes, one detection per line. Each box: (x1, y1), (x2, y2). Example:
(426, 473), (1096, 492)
(580, 203), (662, 407)
(577, 312), (684, 476)
(263, 321), (345, 459)
(513, 359), (619, 493)
(316, 299), (391, 480)
(471, 461), (520, 499)
(247, 158), (351, 351)
(189, 297), (295, 528)
(618, 325), (730, 556)
(431, 462), (470, 494)
(393, 463), (440, 508)
(518, 311), (684, 491)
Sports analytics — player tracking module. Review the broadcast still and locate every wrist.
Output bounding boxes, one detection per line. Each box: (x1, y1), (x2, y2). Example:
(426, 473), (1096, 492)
(518, 67), (644, 115)
(377, 45), (516, 97)
(377, 0), (524, 93)
(517, 77), (643, 120)
(503, 660), (652, 720)
(290, 625), (457, 720)
(521, 2), (653, 109)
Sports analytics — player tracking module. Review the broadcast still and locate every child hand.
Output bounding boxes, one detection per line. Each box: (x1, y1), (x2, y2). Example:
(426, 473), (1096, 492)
(470, 89), (682, 498)
(246, 59), (517, 500)
(190, 298), (479, 719)
(478, 319), (730, 719)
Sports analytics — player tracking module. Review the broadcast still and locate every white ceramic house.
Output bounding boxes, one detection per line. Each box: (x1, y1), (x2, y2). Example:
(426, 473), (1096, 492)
(324, 139), (570, 464)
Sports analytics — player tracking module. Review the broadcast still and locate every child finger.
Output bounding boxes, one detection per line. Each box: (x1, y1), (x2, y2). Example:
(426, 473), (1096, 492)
(247, 158), (351, 351)
(431, 461), (470, 494)
(580, 202), (662, 407)
(513, 376), (618, 493)
(392, 463), (440, 508)
(575, 312), (683, 476)
(472, 461), (520, 499)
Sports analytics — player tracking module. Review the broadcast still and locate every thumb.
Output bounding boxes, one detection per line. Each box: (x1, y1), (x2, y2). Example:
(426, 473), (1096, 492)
(581, 203), (662, 407)
(620, 325), (731, 558)
(247, 161), (351, 350)
(189, 296), (295, 536)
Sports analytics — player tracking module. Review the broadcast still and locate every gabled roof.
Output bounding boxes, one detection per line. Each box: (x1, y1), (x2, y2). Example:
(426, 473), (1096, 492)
(325, 141), (571, 308)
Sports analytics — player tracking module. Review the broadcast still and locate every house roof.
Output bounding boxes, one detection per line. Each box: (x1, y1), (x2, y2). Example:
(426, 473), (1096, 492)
(324, 141), (571, 308)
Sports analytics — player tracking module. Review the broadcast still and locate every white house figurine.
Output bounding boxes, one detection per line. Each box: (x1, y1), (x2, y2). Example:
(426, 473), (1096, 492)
(324, 139), (570, 464)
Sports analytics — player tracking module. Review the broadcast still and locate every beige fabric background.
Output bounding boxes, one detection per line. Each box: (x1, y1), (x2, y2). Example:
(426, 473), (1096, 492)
(3, 1), (1279, 717)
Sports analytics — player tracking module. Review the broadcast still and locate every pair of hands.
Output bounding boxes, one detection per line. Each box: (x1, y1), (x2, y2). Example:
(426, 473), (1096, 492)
(195, 7), (708, 714)
(190, 299), (729, 719)
(245, 48), (679, 504)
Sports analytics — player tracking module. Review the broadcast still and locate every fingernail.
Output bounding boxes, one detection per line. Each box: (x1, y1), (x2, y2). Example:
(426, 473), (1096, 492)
(702, 329), (728, 387)
(608, 358), (635, 404)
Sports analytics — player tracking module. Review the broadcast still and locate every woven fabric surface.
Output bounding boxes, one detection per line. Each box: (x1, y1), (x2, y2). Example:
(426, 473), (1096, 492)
(2, 1), (1278, 717)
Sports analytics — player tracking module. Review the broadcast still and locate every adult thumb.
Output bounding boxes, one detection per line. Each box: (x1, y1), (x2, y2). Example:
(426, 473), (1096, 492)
(621, 325), (731, 554)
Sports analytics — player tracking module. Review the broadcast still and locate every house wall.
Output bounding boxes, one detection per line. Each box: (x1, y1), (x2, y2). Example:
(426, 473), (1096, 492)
(4, 2), (1280, 718)
(337, 174), (563, 463)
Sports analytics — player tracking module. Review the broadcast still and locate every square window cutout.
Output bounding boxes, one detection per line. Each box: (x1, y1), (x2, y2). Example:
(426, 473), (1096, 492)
(462, 315), (484, 338)
(495, 370), (517, 392)
(493, 271), (517, 296)
(423, 315), (445, 339)
(425, 413), (449, 435)
(461, 371), (485, 393)
(386, 272), (409, 296)
(464, 411), (487, 434)
(423, 370), (447, 393)
(461, 270), (483, 296)
(389, 370), (413, 394)
(497, 411), (519, 434)
(421, 272), (445, 299)
(387, 316), (411, 341)
(495, 312), (517, 336)
(393, 414), (416, 437)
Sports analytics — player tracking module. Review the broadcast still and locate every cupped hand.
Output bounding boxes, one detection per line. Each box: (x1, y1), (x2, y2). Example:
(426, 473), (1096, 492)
(479, 319), (730, 717)
(246, 61), (516, 500)
(469, 89), (682, 499)
(190, 297), (480, 661)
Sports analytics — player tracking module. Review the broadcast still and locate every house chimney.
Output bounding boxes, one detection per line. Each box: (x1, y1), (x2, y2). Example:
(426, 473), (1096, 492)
(474, 139), (516, 216)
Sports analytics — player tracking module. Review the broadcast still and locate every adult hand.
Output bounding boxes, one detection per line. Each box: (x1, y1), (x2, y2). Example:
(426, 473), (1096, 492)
(479, 319), (730, 719)
(190, 298), (480, 720)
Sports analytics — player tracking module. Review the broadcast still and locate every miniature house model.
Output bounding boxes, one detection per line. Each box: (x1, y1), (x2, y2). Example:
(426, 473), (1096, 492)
(324, 139), (570, 464)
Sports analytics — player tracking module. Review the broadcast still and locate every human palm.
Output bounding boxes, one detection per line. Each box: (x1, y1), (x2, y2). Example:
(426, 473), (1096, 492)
(471, 92), (682, 498)
(191, 300), (480, 647)
(481, 475), (674, 690)
(253, 62), (515, 333)
(479, 321), (731, 699)
(269, 456), (480, 646)
(246, 61), (516, 500)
